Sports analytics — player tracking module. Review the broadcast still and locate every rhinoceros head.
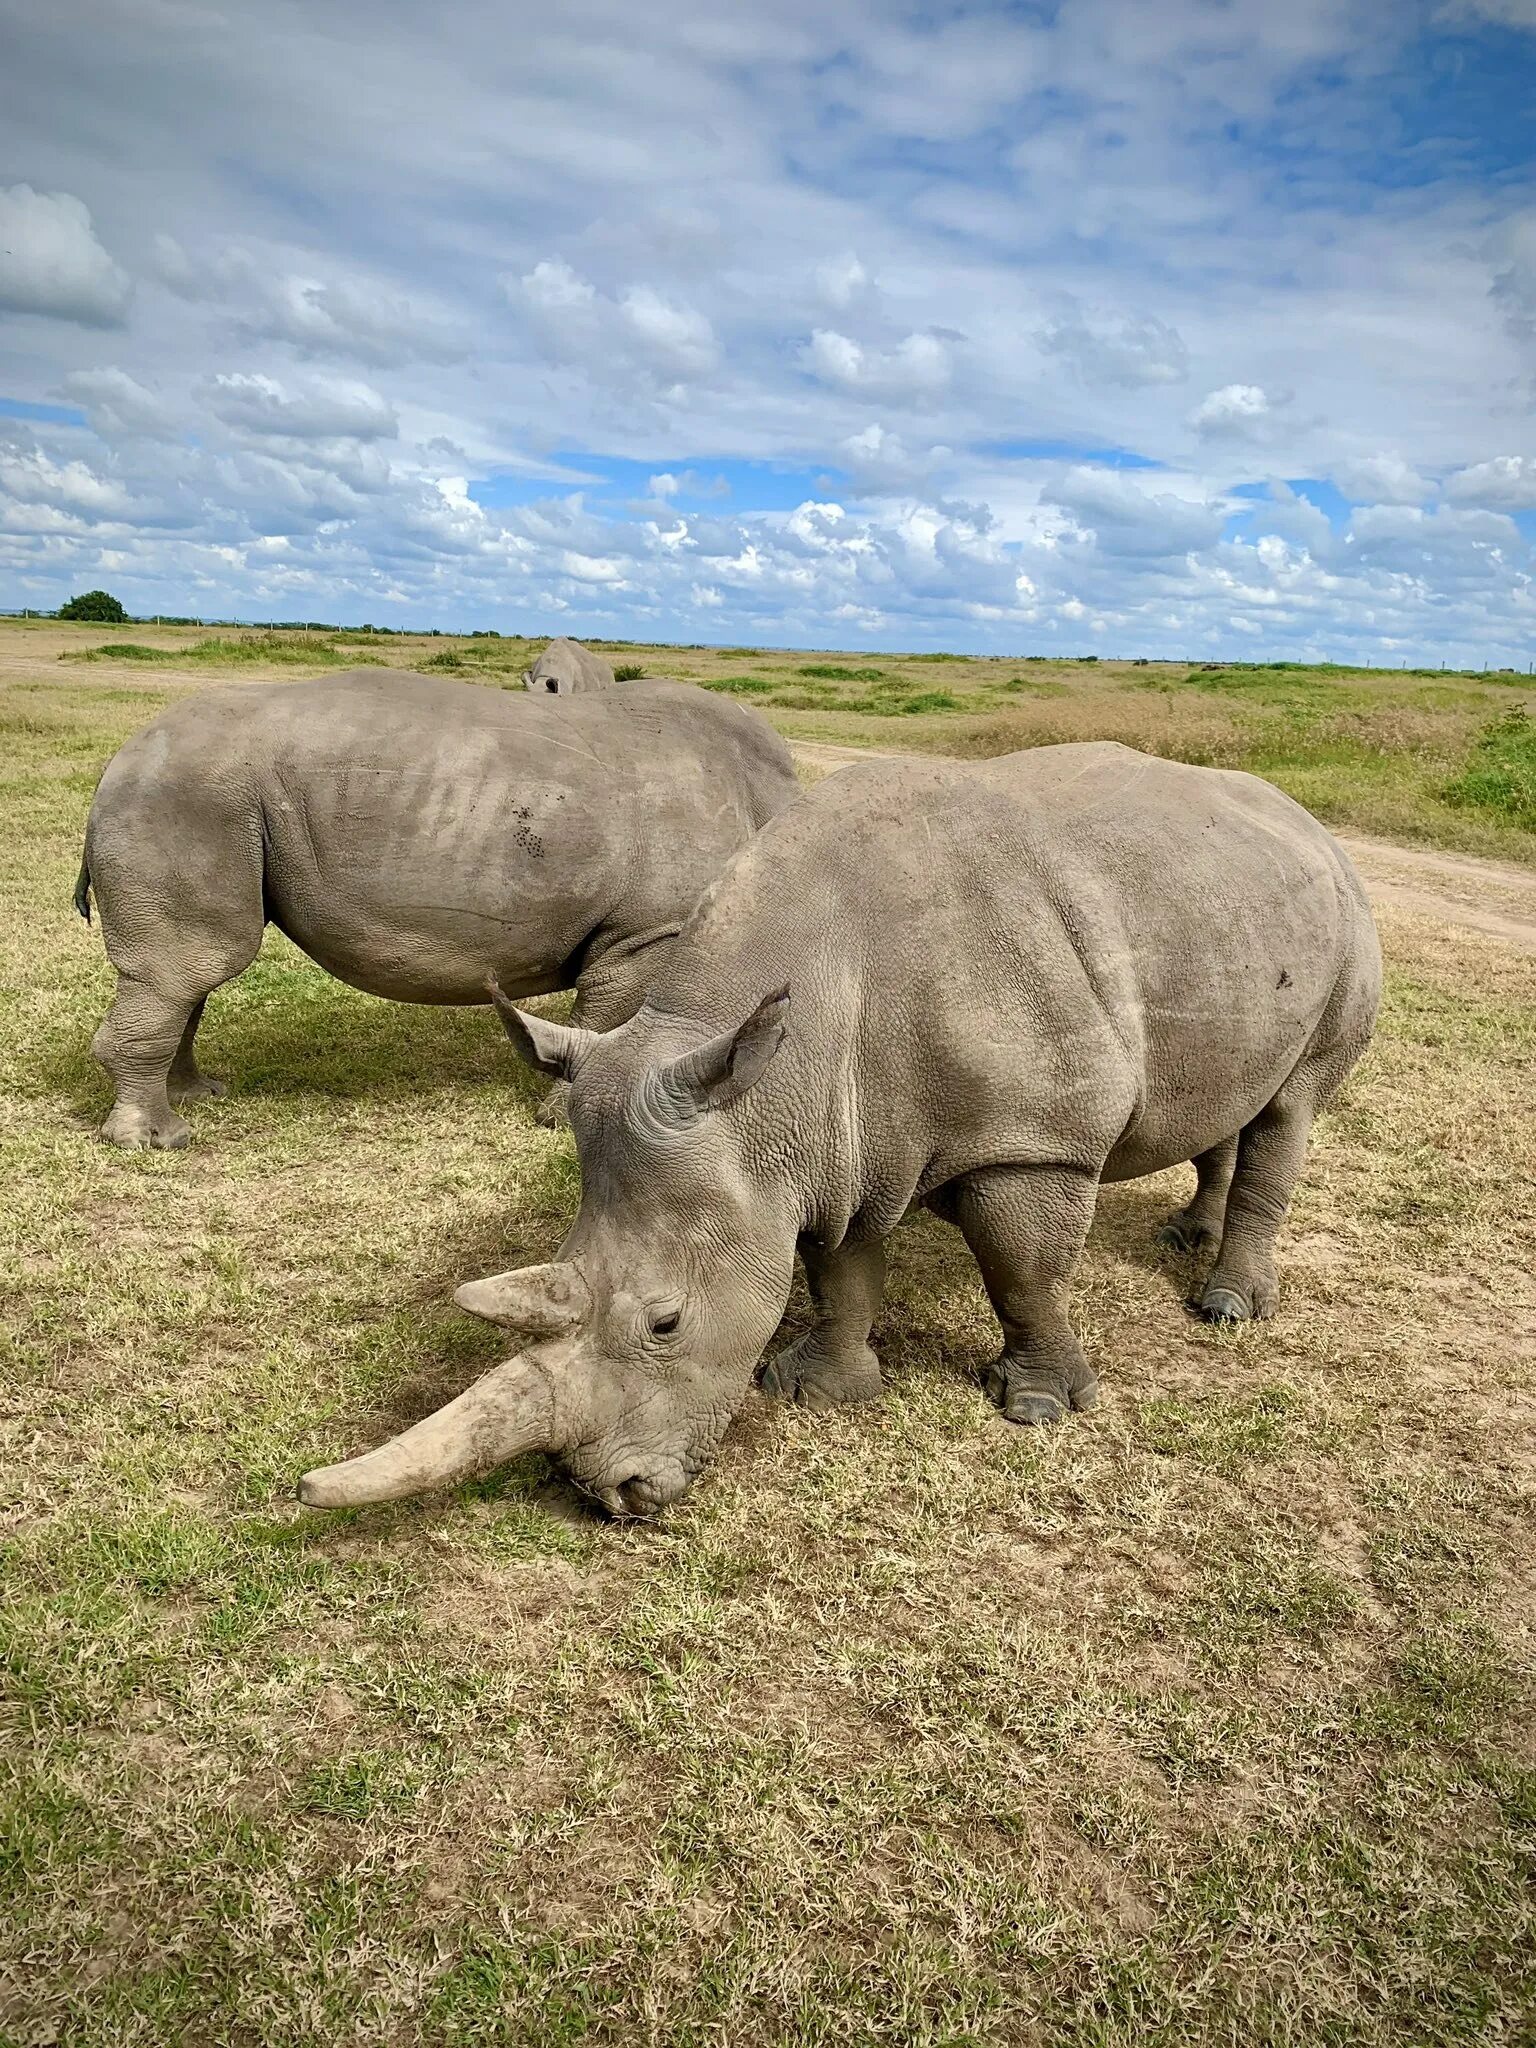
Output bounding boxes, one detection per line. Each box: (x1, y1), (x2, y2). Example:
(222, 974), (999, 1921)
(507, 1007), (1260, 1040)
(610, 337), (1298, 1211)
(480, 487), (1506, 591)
(298, 978), (797, 1519)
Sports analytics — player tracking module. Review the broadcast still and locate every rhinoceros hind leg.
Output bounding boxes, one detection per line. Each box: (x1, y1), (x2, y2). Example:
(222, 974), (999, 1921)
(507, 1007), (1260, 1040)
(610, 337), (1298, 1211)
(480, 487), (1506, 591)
(94, 952), (255, 1149)
(952, 1164), (1100, 1426)
(166, 998), (228, 1104)
(94, 979), (206, 1150)
(1196, 1100), (1314, 1323)
(1158, 1136), (1238, 1253)
(761, 1234), (886, 1409)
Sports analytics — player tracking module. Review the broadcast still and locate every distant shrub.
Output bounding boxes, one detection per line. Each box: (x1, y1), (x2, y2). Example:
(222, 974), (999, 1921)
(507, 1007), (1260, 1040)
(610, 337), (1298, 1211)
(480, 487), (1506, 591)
(613, 663), (647, 681)
(60, 643), (166, 663)
(1075, 654), (1099, 663)
(768, 688), (840, 710)
(999, 676), (1068, 698)
(59, 589), (127, 623)
(861, 689), (961, 717)
(702, 675), (777, 696)
(422, 651), (467, 671)
(798, 664), (887, 682)
(1443, 709), (1536, 831)
(470, 629), (501, 639)
(59, 634), (373, 670)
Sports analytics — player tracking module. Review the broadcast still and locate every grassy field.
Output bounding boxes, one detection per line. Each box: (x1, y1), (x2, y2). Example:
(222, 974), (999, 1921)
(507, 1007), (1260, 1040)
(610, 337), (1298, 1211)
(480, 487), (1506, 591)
(2, 630), (1534, 2043)
(12, 613), (1536, 862)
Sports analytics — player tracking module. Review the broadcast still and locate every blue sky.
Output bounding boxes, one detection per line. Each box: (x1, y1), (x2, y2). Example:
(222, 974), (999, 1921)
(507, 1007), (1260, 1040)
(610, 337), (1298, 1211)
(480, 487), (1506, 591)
(0, 0), (1534, 661)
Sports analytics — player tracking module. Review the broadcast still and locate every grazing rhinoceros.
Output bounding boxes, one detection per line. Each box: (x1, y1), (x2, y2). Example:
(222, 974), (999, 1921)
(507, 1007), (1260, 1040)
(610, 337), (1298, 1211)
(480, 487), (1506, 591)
(522, 637), (618, 694)
(298, 742), (1380, 1519)
(76, 670), (797, 1150)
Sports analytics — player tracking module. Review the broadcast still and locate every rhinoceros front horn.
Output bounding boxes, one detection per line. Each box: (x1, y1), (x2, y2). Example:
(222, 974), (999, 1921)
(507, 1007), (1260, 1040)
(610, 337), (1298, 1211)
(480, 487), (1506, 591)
(297, 1354), (562, 1509)
(453, 1260), (590, 1334)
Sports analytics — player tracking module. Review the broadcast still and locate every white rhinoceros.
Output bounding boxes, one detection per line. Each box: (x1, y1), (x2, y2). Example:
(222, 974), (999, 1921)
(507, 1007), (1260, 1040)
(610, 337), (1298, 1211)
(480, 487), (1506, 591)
(77, 670), (796, 1148)
(299, 742), (1381, 1517)
(522, 637), (618, 694)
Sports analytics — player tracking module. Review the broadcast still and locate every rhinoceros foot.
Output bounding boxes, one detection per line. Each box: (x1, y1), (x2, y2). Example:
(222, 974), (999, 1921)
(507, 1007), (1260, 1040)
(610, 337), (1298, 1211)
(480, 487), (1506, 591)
(1196, 1271), (1279, 1324)
(167, 1072), (228, 1105)
(1156, 1211), (1220, 1255)
(984, 1347), (1099, 1427)
(100, 1103), (192, 1151)
(761, 1331), (884, 1410)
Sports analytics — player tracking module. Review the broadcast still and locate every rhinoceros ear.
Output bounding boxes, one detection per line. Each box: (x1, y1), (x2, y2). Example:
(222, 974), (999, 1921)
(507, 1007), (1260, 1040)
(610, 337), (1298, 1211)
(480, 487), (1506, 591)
(487, 977), (597, 1081)
(651, 987), (790, 1122)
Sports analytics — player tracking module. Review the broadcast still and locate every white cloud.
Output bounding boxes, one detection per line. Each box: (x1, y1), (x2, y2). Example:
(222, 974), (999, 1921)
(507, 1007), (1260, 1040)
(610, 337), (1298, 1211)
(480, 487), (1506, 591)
(1334, 451), (1432, 504)
(515, 260), (717, 391)
(1440, 0), (1536, 27)
(838, 422), (940, 493)
(1443, 456), (1536, 509)
(1190, 383), (1280, 437)
(0, 445), (136, 523)
(153, 234), (460, 365)
(1041, 305), (1189, 388)
(1, 0), (1533, 662)
(802, 329), (952, 399)
(1489, 210), (1536, 344)
(200, 372), (398, 441)
(0, 185), (132, 326)
(1044, 466), (1227, 558)
(619, 285), (716, 374)
(59, 368), (177, 440)
(815, 253), (872, 310)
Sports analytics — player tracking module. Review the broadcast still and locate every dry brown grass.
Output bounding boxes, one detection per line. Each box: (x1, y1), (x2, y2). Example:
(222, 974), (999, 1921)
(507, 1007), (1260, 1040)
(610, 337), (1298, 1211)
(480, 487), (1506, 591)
(1, 650), (1533, 2043)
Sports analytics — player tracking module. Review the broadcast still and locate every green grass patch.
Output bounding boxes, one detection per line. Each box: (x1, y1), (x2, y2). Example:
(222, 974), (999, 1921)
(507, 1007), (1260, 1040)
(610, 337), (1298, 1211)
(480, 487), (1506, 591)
(1, 652), (1534, 2042)
(1444, 707), (1536, 832)
(60, 635), (378, 670)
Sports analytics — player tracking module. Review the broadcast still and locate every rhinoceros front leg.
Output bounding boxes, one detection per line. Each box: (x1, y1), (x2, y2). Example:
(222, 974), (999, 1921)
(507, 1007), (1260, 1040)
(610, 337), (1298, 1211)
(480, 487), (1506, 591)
(761, 1234), (886, 1409)
(952, 1164), (1100, 1426)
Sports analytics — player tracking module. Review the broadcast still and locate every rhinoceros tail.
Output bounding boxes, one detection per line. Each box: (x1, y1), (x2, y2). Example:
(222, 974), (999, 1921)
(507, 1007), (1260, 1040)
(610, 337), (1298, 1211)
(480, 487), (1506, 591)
(73, 855), (92, 924)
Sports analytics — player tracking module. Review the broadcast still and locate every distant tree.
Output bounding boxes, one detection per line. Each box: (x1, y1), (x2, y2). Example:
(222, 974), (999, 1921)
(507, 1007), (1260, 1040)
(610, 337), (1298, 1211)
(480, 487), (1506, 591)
(59, 589), (128, 623)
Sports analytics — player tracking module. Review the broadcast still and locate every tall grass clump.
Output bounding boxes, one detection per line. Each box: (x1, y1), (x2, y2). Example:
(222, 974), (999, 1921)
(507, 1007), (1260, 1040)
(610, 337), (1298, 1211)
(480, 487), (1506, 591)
(1444, 708), (1536, 832)
(60, 636), (376, 670)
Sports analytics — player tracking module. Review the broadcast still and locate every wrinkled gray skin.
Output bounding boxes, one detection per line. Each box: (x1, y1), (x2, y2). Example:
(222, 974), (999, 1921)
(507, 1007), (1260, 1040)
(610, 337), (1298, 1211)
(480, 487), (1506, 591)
(299, 743), (1381, 1520)
(522, 637), (617, 695)
(77, 671), (797, 1149)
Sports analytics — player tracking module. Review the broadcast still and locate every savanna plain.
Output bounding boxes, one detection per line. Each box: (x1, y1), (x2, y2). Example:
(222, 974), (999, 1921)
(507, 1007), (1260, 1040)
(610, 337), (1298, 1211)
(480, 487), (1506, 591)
(2, 618), (1534, 2045)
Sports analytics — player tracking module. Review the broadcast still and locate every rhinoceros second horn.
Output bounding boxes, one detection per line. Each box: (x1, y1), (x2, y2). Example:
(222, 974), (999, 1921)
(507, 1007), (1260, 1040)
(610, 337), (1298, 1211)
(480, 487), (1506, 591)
(453, 1261), (590, 1334)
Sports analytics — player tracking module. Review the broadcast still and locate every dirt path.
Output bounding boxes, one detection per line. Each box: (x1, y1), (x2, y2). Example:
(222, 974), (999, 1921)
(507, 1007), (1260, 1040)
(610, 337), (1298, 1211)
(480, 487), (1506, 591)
(791, 739), (1536, 955)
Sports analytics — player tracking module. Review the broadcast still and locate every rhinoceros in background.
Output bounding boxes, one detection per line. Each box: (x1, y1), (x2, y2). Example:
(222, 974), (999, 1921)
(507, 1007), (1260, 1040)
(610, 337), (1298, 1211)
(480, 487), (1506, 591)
(298, 742), (1380, 1519)
(76, 671), (797, 1149)
(522, 637), (618, 694)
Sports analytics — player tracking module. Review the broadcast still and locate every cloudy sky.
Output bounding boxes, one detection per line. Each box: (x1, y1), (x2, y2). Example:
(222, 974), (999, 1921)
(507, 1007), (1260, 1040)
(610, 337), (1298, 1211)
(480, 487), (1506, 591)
(1, 0), (1534, 659)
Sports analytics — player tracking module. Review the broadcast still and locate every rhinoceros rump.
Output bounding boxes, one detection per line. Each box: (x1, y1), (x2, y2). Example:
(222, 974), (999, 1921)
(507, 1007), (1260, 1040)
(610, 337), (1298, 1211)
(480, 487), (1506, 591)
(77, 670), (797, 1149)
(522, 637), (618, 694)
(298, 742), (1381, 1517)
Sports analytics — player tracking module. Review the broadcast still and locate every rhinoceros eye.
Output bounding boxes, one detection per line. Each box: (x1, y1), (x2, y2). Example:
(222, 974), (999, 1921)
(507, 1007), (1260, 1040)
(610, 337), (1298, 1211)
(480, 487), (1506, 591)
(648, 1307), (681, 1338)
